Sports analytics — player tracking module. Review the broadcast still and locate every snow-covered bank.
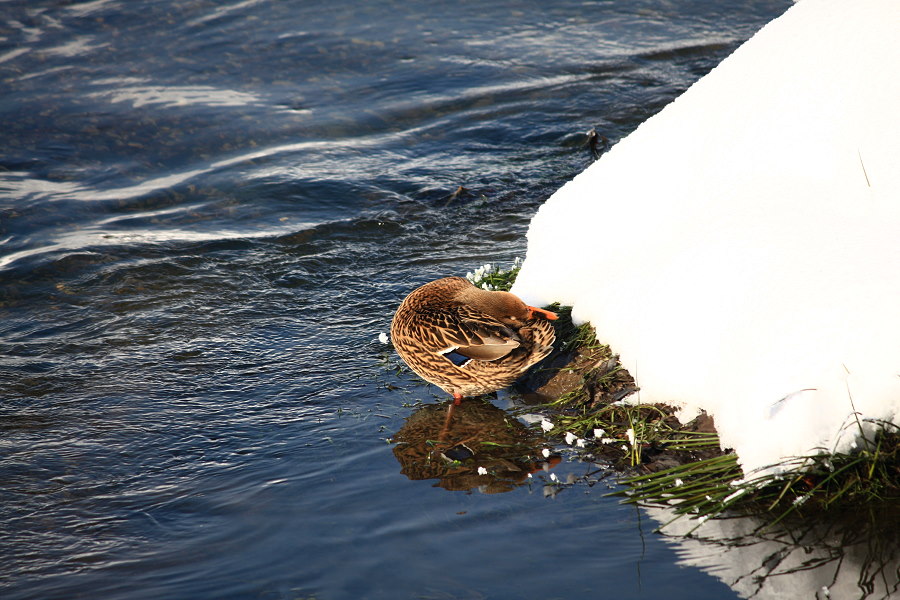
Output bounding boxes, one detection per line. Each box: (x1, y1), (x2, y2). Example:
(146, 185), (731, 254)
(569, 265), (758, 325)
(512, 0), (900, 476)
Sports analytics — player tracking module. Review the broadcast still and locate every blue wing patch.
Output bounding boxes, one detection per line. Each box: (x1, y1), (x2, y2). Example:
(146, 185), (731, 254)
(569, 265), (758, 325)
(444, 350), (472, 368)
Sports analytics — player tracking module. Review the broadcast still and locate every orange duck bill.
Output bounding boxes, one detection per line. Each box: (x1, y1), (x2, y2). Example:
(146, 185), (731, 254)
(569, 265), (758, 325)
(526, 306), (558, 320)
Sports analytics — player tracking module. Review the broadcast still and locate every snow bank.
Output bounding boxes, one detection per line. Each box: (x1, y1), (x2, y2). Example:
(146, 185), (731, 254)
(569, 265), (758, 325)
(512, 0), (900, 476)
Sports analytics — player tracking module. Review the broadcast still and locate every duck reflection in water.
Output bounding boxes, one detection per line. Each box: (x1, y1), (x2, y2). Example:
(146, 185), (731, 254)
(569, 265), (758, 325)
(392, 398), (559, 493)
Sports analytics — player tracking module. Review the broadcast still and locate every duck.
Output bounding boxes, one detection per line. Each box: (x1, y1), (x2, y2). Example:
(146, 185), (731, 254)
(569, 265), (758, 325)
(391, 276), (558, 404)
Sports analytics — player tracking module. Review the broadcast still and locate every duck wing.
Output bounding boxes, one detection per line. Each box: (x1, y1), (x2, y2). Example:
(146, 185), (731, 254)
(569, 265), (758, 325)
(415, 309), (522, 363)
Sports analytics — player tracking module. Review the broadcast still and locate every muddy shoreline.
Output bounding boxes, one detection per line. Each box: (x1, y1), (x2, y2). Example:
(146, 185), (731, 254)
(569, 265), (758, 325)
(517, 314), (729, 474)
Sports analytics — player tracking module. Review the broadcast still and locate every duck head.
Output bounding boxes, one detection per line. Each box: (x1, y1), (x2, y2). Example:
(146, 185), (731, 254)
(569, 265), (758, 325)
(457, 285), (558, 325)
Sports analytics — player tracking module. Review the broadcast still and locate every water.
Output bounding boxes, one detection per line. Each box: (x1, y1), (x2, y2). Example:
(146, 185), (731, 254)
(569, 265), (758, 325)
(8, 1), (893, 599)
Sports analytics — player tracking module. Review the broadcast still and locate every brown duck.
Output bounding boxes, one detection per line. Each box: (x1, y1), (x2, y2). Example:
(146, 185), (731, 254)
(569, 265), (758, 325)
(391, 277), (558, 403)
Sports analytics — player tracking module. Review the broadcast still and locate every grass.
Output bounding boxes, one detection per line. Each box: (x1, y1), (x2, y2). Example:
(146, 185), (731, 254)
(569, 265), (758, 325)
(464, 258), (523, 291)
(618, 422), (899, 530)
(483, 260), (900, 525)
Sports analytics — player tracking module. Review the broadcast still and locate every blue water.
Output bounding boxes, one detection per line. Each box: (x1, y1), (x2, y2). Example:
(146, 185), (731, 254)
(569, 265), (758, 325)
(0, 1), (800, 598)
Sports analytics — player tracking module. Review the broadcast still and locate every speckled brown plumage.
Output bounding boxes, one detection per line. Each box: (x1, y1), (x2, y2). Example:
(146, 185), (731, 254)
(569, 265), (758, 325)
(390, 277), (556, 398)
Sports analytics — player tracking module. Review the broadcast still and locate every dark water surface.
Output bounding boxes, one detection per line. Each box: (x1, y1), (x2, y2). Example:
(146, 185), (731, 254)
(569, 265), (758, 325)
(1, 1), (798, 599)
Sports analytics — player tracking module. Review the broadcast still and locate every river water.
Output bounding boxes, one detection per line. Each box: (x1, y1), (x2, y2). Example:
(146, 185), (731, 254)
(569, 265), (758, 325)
(9, 1), (891, 599)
